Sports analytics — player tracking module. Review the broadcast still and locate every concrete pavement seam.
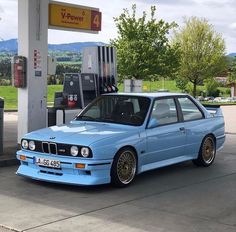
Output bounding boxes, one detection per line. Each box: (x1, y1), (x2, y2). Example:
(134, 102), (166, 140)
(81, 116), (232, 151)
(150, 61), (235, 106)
(22, 171), (236, 232)
(127, 199), (236, 229)
(0, 224), (21, 232)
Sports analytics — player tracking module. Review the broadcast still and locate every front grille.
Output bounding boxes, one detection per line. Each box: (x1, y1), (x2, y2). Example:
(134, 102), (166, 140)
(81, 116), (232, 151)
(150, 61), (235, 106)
(34, 141), (71, 156)
(42, 142), (49, 153)
(42, 142), (57, 154)
(57, 143), (71, 156)
(34, 140), (43, 152)
(50, 143), (57, 154)
(40, 170), (63, 176)
(26, 140), (92, 158)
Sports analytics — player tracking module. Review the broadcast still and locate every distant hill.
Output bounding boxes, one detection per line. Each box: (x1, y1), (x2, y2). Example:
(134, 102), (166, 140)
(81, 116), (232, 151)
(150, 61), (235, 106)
(228, 53), (236, 57)
(1, 39), (235, 57)
(0, 39), (107, 52)
(48, 41), (106, 52)
(0, 39), (18, 52)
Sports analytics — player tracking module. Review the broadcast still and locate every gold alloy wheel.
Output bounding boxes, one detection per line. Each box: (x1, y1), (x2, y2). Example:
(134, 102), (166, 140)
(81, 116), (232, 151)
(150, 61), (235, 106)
(117, 151), (136, 185)
(202, 137), (215, 164)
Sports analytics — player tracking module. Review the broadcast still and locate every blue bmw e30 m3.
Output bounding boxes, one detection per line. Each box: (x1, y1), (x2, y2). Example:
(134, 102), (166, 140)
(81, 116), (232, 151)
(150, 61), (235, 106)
(16, 92), (225, 187)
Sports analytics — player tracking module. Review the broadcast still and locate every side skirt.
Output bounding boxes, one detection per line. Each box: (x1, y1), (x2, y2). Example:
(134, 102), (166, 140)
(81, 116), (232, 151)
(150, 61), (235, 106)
(139, 156), (195, 174)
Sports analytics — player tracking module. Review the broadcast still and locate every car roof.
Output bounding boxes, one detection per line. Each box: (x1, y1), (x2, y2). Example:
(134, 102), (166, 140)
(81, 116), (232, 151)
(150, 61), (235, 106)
(104, 92), (188, 99)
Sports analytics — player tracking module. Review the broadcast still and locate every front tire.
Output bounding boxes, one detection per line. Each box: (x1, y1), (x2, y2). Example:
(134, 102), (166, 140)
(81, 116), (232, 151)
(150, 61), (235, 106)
(111, 148), (137, 187)
(193, 135), (216, 167)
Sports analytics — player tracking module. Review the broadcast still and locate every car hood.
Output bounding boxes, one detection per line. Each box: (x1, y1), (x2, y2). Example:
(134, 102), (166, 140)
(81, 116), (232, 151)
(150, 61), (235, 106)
(24, 121), (138, 146)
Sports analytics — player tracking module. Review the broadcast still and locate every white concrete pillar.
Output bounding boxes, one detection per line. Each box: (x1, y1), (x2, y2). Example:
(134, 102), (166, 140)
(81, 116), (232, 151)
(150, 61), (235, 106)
(18, 0), (49, 143)
(231, 86), (234, 98)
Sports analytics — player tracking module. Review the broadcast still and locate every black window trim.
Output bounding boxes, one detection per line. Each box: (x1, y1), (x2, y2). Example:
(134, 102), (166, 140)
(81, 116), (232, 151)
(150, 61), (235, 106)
(146, 96), (182, 129)
(176, 95), (205, 122)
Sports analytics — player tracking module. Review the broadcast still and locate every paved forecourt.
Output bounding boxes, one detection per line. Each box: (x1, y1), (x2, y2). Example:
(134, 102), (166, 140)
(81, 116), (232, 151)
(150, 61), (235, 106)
(0, 134), (235, 232)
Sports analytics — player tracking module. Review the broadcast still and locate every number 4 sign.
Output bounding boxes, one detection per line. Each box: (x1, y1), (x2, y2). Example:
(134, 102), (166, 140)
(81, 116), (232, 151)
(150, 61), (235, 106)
(91, 10), (102, 31)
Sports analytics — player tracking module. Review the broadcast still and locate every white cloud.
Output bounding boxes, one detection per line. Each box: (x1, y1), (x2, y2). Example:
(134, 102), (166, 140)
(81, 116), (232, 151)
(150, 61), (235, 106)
(229, 22), (236, 29)
(0, 0), (18, 40)
(0, 0), (235, 53)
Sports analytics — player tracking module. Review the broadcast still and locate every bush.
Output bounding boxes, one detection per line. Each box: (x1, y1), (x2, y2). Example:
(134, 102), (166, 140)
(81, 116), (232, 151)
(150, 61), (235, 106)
(205, 79), (220, 97)
(175, 78), (188, 92)
(226, 88), (231, 95)
(185, 83), (202, 96)
(0, 79), (11, 86)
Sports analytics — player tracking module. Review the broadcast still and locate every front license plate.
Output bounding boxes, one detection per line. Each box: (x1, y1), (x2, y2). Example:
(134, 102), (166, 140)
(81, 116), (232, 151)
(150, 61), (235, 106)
(35, 157), (61, 169)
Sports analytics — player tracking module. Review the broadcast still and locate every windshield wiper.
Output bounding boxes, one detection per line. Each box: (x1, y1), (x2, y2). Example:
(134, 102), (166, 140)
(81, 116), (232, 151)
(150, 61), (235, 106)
(100, 117), (115, 122)
(76, 115), (95, 121)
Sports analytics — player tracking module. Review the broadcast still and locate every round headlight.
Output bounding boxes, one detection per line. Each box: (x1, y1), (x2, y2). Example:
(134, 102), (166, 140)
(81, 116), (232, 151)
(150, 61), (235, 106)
(21, 140), (28, 149)
(29, 141), (35, 150)
(81, 147), (90, 158)
(70, 146), (79, 156)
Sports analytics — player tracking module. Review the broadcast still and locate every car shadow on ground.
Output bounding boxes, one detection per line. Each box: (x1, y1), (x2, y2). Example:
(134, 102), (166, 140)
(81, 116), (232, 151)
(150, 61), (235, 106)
(1, 146), (236, 232)
(15, 160), (208, 197)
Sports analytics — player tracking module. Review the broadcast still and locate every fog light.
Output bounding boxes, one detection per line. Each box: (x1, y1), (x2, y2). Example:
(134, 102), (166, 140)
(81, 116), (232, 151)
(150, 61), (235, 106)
(20, 155), (26, 161)
(75, 163), (85, 169)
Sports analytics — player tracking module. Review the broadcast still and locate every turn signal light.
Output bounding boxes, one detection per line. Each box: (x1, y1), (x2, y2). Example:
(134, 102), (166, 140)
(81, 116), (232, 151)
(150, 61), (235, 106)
(75, 163), (85, 169)
(20, 155), (26, 161)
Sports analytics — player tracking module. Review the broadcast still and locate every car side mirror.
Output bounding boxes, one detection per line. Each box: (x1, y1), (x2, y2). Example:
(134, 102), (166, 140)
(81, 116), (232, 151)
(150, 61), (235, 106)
(148, 118), (159, 129)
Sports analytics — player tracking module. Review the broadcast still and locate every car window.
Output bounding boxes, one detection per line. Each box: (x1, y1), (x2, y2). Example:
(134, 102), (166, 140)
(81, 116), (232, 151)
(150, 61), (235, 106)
(178, 97), (203, 121)
(76, 95), (151, 126)
(150, 98), (178, 126)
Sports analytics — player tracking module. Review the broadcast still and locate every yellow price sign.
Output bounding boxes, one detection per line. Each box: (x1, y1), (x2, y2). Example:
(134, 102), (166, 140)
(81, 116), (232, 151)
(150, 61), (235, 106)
(49, 3), (101, 32)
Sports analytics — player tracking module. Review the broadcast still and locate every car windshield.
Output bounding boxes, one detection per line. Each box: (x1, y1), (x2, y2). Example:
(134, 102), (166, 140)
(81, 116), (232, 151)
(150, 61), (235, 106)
(76, 95), (151, 126)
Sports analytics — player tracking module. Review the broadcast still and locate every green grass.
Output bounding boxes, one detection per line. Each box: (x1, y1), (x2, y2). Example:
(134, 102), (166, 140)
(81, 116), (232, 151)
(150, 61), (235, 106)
(0, 86), (17, 109)
(47, 85), (63, 104)
(0, 85), (63, 110)
(201, 101), (236, 105)
(0, 81), (231, 109)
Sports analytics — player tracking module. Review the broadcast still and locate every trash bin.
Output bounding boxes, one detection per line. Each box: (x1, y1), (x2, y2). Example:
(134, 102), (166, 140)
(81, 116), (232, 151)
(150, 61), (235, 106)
(0, 97), (4, 155)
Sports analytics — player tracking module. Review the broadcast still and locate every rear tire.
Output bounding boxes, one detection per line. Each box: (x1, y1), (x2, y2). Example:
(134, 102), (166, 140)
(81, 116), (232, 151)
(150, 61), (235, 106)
(193, 135), (216, 167)
(111, 148), (137, 187)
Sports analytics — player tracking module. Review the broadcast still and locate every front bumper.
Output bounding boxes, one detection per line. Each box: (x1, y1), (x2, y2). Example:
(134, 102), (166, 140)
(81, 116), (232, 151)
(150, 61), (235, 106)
(16, 150), (112, 186)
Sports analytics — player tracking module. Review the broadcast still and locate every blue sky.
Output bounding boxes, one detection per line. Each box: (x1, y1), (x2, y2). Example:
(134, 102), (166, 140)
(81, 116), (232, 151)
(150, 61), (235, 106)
(0, 0), (236, 53)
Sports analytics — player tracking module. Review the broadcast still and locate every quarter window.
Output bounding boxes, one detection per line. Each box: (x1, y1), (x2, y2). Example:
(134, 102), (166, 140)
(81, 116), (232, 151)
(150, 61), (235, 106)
(150, 98), (178, 126)
(178, 97), (203, 121)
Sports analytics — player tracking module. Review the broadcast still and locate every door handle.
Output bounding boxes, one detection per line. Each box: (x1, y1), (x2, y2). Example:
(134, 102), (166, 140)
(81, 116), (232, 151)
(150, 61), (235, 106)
(179, 127), (185, 132)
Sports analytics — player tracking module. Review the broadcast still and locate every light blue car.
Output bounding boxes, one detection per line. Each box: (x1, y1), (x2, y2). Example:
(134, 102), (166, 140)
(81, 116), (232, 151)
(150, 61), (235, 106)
(16, 93), (225, 187)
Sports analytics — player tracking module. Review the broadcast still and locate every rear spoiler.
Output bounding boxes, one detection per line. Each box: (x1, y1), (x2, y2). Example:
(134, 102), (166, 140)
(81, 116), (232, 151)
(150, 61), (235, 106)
(202, 104), (223, 117)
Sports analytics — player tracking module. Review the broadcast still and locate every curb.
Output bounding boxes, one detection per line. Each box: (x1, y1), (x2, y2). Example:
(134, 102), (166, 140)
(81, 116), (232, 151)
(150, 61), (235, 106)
(0, 148), (19, 167)
(225, 132), (236, 135)
(0, 157), (19, 167)
(4, 109), (17, 112)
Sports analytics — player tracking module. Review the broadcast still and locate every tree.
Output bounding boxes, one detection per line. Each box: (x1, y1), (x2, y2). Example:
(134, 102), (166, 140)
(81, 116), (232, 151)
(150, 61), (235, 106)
(111, 5), (180, 82)
(227, 56), (236, 84)
(173, 17), (226, 97)
(0, 58), (11, 79)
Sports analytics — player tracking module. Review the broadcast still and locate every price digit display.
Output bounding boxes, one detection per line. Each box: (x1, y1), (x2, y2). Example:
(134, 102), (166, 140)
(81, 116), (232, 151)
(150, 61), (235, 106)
(91, 10), (101, 31)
